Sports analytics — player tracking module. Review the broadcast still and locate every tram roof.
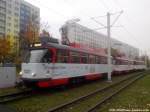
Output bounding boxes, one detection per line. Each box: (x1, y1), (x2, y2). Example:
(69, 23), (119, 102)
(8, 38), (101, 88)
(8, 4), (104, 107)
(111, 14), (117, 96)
(115, 57), (144, 62)
(45, 43), (107, 57)
(30, 42), (144, 62)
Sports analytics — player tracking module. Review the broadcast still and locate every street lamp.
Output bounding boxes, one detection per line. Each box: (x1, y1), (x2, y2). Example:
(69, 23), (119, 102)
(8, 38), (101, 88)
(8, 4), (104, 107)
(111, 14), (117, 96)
(67, 18), (80, 23)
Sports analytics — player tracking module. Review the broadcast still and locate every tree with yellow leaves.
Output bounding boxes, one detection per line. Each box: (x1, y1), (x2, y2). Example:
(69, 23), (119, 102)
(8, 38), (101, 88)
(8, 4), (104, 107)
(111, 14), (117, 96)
(0, 37), (11, 63)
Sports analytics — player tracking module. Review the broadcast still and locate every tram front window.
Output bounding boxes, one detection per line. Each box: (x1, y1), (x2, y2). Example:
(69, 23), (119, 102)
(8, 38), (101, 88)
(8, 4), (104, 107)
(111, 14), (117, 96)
(29, 49), (53, 63)
(29, 49), (47, 63)
(41, 50), (53, 63)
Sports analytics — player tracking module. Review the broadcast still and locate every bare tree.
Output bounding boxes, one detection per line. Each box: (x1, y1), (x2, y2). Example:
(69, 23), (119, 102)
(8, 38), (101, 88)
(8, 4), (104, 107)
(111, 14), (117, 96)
(40, 20), (51, 33)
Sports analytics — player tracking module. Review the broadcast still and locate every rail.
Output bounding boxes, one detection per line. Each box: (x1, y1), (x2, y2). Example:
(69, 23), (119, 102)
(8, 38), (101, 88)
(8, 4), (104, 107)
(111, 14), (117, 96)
(47, 71), (146, 112)
(0, 89), (35, 104)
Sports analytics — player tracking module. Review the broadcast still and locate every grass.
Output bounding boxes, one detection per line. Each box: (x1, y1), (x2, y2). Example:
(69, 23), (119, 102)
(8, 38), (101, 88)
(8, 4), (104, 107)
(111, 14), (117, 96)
(62, 73), (141, 112)
(99, 71), (150, 112)
(2, 72), (145, 112)
(0, 87), (21, 96)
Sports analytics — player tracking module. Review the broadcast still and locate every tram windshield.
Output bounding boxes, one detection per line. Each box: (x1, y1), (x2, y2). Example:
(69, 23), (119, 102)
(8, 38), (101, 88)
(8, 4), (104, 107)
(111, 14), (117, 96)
(29, 49), (54, 63)
(30, 49), (47, 63)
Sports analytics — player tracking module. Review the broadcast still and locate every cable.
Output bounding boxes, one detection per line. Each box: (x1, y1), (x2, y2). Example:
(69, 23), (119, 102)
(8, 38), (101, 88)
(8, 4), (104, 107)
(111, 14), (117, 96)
(34, 0), (69, 19)
(111, 0), (145, 52)
(62, 0), (90, 18)
(111, 10), (123, 26)
(121, 26), (143, 48)
(97, 0), (110, 12)
(91, 18), (106, 27)
(112, 0), (123, 10)
(112, 0), (137, 25)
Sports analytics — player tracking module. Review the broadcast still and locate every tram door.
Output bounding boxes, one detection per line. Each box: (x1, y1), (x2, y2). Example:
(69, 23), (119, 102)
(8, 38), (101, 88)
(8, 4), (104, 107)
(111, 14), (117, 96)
(89, 55), (96, 73)
(41, 48), (56, 77)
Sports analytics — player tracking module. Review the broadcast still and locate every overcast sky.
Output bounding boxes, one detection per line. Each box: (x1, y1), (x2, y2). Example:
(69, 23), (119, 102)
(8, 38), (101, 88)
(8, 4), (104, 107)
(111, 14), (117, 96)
(26, 0), (150, 56)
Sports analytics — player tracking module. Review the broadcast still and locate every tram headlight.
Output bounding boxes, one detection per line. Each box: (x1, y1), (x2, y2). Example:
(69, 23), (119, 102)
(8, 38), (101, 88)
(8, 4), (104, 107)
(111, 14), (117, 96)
(31, 73), (36, 77)
(19, 71), (23, 75)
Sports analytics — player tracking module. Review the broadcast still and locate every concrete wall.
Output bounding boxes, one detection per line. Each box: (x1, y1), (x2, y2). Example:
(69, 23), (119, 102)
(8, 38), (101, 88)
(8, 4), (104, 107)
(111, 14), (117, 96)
(0, 67), (16, 88)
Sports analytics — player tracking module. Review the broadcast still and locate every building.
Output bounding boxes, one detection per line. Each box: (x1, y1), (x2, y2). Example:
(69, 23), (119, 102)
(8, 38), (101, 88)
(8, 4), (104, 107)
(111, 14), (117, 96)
(0, 0), (20, 37)
(0, 0), (6, 37)
(20, 0), (40, 39)
(61, 21), (108, 48)
(0, 0), (40, 38)
(61, 21), (139, 59)
(111, 39), (139, 59)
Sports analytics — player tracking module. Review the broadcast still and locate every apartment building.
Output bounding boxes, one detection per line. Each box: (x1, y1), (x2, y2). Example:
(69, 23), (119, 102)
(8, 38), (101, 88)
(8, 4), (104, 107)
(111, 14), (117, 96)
(20, 0), (40, 35)
(0, 0), (6, 37)
(0, 0), (40, 38)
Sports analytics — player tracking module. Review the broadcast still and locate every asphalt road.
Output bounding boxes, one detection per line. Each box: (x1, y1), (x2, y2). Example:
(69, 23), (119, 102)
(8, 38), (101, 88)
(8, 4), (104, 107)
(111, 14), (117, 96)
(0, 105), (16, 112)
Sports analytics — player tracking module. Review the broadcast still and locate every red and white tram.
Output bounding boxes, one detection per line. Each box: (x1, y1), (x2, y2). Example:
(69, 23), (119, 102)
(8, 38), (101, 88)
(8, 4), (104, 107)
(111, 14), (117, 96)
(21, 42), (146, 88)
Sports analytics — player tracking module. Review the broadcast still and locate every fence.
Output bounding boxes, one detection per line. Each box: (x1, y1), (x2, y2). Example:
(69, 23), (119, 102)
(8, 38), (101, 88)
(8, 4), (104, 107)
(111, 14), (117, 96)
(0, 66), (16, 88)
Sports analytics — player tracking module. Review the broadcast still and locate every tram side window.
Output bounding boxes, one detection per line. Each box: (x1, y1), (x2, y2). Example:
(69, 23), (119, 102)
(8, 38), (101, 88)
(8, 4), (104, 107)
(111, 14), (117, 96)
(89, 55), (95, 64)
(70, 51), (80, 63)
(137, 62), (140, 65)
(115, 59), (119, 65)
(57, 50), (69, 63)
(101, 56), (107, 64)
(134, 61), (138, 65)
(122, 60), (127, 65)
(96, 56), (101, 64)
(142, 62), (145, 65)
(121, 60), (125, 65)
(41, 50), (53, 63)
(122, 60), (124, 65)
(128, 61), (132, 65)
(134, 61), (137, 65)
(81, 53), (88, 64)
(112, 58), (116, 65)
(126, 61), (129, 65)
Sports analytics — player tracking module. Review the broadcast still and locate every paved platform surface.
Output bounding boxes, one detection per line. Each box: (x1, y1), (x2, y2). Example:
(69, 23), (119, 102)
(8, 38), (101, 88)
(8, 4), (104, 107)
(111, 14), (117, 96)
(0, 105), (16, 112)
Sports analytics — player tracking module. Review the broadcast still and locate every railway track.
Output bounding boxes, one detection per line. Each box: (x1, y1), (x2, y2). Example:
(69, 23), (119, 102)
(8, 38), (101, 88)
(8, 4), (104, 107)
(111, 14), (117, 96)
(47, 72), (146, 112)
(0, 89), (35, 104)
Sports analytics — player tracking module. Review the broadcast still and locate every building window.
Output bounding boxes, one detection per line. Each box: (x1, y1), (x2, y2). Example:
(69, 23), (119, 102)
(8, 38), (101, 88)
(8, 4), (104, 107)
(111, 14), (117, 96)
(0, 27), (5, 32)
(0, 8), (6, 13)
(14, 30), (18, 35)
(15, 12), (19, 16)
(0, 15), (5, 20)
(7, 29), (11, 32)
(8, 0), (12, 2)
(7, 4), (12, 8)
(7, 23), (11, 26)
(14, 18), (18, 23)
(8, 16), (11, 20)
(0, 1), (6, 7)
(14, 24), (19, 28)
(15, 7), (19, 11)
(8, 10), (12, 14)
(15, 1), (19, 5)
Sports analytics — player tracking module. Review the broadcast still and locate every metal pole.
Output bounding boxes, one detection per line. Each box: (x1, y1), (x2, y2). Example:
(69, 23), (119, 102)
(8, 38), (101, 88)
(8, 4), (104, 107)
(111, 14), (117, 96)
(107, 12), (112, 81)
(145, 51), (147, 69)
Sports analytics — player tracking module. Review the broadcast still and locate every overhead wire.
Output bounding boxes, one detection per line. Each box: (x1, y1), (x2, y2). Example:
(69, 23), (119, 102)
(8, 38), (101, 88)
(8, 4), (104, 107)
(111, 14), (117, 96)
(95, 0), (144, 55)
(34, 0), (69, 19)
(97, 0), (111, 12)
(111, 0), (144, 49)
